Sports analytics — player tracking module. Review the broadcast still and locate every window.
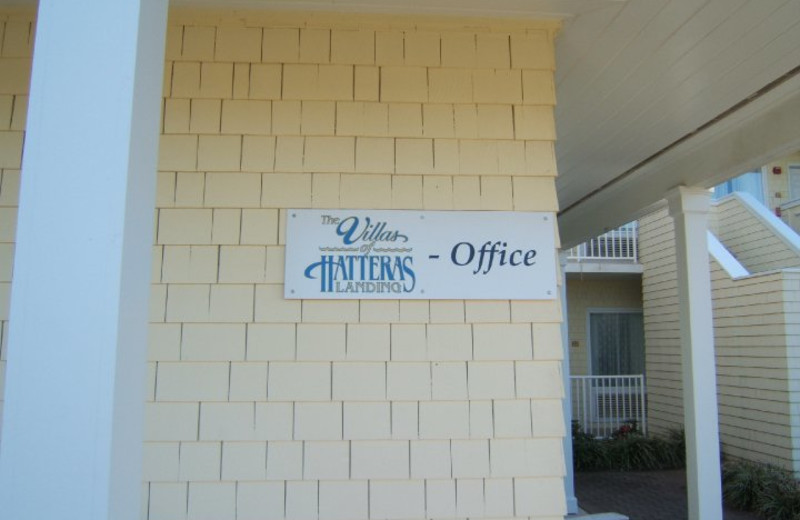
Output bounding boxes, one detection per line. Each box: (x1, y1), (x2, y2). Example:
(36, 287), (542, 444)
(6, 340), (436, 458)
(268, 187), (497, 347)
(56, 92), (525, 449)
(589, 310), (645, 376)
(789, 164), (800, 201)
(712, 170), (764, 203)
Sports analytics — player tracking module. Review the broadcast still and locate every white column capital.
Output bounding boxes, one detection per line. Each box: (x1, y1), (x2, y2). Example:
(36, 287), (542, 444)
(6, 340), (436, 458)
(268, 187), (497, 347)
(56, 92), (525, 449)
(666, 186), (712, 217)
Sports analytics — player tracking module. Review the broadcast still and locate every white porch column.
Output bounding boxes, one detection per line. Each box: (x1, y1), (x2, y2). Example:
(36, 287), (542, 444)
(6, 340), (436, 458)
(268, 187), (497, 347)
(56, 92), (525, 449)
(666, 186), (723, 520)
(0, 2), (167, 520)
(559, 252), (579, 515)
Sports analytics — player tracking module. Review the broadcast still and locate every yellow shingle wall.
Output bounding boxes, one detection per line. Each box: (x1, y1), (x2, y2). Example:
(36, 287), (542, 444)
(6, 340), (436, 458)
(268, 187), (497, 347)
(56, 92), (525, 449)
(151, 11), (566, 520)
(0, 9), (566, 520)
(0, 11), (33, 426)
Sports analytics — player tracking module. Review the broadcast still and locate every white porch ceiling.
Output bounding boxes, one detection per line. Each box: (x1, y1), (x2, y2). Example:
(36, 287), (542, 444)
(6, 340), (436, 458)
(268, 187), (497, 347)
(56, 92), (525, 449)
(4, 0), (800, 247)
(554, 0), (800, 246)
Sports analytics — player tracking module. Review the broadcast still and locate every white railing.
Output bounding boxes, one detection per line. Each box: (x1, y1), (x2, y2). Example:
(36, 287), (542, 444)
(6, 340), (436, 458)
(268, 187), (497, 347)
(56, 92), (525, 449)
(568, 221), (639, 262)
(570, 374), (647, 438)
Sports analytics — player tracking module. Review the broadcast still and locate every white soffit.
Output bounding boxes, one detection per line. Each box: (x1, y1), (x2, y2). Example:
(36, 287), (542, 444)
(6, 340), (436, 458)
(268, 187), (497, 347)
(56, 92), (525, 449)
(558, 69), (800, 248)
(555, 0), (800, 245)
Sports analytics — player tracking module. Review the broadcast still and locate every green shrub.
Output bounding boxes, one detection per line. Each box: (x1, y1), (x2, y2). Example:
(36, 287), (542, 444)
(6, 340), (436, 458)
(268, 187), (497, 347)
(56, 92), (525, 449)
(605, 434), (655, 470)
(572, 422), (609, 471)
(666, 428), (685, 458)
(758, 483), (800, 520)
(722, 460), (774, 511)
(571, 422), (685, 472)
(723, 460), (800, 520)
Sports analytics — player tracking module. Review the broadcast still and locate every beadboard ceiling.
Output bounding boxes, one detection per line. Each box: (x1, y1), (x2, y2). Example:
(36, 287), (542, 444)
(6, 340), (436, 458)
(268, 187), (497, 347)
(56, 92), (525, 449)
(553, 0), (800, 246)
(4, 0), (800, 246)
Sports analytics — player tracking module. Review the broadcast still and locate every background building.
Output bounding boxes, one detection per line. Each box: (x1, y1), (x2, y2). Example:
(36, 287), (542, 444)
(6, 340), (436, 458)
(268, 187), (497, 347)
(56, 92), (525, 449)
(566, 152), (800, 476)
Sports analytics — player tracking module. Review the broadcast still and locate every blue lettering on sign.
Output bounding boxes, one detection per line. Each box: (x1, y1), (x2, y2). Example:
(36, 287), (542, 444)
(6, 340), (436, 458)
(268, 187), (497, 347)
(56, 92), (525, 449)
(304, 254), (416, 293)
(304, 214), (415, 294)
(336, 216), (408, 245)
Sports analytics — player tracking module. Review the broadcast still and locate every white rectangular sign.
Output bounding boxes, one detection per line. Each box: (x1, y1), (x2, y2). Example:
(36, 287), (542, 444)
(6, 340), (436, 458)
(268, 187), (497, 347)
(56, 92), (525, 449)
(284, 210), (557, 300)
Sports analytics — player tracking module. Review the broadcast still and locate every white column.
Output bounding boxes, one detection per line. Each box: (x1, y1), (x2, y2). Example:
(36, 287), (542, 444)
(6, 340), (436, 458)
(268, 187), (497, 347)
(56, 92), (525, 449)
(0, 2), (167, 520)
(666, 186), (723, 520)
(559, 252), (579, 515)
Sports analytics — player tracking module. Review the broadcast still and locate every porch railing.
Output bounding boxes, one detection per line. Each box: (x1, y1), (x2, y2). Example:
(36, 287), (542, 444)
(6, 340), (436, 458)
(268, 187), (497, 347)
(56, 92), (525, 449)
(570, 374), (647, 438)
(567, 221), (639, 262)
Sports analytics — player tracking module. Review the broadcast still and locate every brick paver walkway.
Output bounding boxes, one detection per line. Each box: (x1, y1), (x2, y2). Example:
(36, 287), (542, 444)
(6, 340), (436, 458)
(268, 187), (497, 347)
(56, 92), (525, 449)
(575, 470), (761, 519)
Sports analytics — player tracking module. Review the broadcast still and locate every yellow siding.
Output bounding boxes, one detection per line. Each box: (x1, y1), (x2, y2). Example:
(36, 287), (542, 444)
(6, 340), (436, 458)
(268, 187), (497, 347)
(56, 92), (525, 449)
(640, 207), (800, 473)
(638, 209), (684, 433)
(566, 276), (643, 376)
(0, 9), (567, 520)
(712, 266), (799, 470)
(714, 195), (800, 272)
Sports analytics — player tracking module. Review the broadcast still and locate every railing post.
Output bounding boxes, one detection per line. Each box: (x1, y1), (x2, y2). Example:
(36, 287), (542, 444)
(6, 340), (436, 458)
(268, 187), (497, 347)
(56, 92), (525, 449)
(640, 375), (647, 436)
(584, 378), (592, 435)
